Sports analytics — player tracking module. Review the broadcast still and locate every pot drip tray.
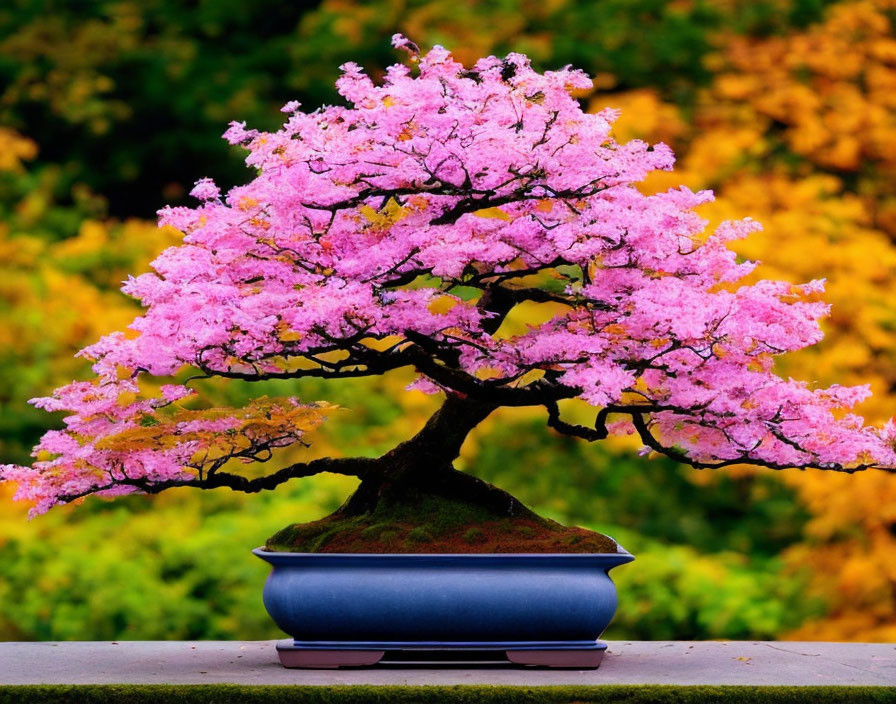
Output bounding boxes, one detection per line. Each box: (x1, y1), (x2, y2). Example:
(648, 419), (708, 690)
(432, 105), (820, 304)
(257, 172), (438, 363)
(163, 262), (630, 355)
(276, 639), (607, 669)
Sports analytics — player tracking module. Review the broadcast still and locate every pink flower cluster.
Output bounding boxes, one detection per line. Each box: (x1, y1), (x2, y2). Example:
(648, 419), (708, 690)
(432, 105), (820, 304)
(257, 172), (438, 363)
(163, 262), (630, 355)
(4, 38), (895, 514)
(1, 380), (197, 516)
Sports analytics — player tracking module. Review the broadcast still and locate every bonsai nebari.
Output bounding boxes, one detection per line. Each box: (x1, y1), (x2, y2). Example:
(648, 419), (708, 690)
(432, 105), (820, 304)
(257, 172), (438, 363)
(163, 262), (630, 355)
(4, 38), (895, 549)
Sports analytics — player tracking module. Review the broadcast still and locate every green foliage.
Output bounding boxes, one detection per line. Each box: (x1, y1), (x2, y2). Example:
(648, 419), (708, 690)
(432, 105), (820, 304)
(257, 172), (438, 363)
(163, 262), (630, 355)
(605, 528), (823, 640)
(0, 0), (315, 217)
(0, 421), (820, 641)
(0, 478), (353, 640)
(0, 159), (105, 244)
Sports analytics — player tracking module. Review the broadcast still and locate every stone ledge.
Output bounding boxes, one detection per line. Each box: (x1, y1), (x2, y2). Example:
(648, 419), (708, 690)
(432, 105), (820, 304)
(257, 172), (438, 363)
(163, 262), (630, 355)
(0, 641), (893, 686)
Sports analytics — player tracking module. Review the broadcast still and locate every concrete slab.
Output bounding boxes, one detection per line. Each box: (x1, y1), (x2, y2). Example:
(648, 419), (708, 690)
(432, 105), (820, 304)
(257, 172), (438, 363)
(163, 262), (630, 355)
(0, 641), (894, 686)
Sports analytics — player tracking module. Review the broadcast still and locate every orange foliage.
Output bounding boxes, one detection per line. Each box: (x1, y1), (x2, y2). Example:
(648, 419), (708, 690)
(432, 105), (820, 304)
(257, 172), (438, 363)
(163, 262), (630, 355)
(705, 0), (896, 237)
(0, 130), (181, 467)
(594, 0), (896, 640)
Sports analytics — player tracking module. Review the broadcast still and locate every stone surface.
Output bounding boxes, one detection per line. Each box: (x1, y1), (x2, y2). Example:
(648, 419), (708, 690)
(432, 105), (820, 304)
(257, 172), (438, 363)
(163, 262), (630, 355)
(0, 641), (894, 686)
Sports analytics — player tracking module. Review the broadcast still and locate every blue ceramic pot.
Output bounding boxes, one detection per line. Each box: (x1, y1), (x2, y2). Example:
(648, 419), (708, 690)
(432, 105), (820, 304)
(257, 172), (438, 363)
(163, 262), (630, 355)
(253, 549), (633, 650)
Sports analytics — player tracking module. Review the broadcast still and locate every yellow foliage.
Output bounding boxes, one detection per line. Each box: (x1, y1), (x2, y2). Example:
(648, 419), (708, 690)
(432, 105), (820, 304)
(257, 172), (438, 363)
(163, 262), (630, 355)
(590, 4), (896, 638)
(472, 206), (513, 221)
(593, 89), (687, 146)
(427, 295), (461, 315)
(0, 128), (37, 172)
(705, 0), (896, 236)
(96, 397), (334, 470)
(359, 198), (411, 229)
(275, 321), (302, 342)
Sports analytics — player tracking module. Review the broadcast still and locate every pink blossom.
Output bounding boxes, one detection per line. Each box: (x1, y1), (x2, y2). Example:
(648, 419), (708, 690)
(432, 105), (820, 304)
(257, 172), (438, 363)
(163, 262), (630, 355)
(4, 39), (895, 516)
(189, 177), (221, 201)
(391, 33), (419, 56)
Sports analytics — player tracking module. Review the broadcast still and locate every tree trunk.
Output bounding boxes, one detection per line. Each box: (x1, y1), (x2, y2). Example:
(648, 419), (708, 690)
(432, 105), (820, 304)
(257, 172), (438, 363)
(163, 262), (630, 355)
(382, 394), (497, 477)
(335, 394), (537, 519)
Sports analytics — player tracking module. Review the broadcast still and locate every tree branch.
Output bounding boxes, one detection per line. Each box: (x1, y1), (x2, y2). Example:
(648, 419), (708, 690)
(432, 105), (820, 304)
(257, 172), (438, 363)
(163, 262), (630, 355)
(542, 399), (893, 475)
(407, 349), (578, 406)
(544, 400), (608, 441)
(627, 411), (886, 473)
(56, 456), (377, 506)
(202, 456), (378, 492)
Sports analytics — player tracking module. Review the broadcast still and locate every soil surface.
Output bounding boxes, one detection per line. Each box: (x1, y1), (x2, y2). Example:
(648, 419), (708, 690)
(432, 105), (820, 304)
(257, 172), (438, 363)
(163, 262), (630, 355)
(265, 486), (619, 554)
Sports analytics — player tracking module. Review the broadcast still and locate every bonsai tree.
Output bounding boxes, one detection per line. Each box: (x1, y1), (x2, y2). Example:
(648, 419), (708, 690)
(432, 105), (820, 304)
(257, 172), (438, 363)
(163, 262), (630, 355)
(4, 38), (895, 549)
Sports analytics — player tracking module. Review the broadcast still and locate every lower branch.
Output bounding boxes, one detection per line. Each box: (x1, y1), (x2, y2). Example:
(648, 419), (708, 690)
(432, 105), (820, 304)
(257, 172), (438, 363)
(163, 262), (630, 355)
(201, 456), (378, 492)
(627, 412), (882, 472)
(55, 456), (375, 505)
(543, 401), (891, 474)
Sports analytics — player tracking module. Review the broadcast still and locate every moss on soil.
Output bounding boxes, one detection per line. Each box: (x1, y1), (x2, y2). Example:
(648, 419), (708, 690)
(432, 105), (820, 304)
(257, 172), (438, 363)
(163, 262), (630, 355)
(265, 487), (619, 554)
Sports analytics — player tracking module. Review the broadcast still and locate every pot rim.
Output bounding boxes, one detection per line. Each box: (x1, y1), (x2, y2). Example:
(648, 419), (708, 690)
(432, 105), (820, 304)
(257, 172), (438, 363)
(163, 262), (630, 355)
(252, 547), (634, 566)
(254, 546), (633, 556)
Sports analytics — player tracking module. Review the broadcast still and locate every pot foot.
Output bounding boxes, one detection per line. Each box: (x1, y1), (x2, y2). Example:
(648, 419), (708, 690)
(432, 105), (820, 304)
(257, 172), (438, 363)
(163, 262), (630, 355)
(274, 639), (607, 669)
(505, 647), (605, 669)
(276, 641), (383, 668)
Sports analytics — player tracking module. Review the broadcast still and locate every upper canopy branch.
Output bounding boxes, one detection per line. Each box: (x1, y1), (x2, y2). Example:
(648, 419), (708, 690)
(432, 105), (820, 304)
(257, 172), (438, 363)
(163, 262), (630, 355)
(192, 332), (580, 406)
(189, 262), (594, 396)
(299, 153), (608, 232)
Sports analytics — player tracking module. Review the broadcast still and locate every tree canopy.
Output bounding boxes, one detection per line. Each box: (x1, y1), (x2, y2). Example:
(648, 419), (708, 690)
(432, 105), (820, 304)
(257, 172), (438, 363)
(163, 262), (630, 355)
(3, 38), (894, 518)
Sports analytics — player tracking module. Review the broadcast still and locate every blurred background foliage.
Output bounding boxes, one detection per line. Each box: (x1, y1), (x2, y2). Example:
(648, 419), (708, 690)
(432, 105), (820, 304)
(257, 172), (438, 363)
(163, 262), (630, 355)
(1, 0), (894, 642)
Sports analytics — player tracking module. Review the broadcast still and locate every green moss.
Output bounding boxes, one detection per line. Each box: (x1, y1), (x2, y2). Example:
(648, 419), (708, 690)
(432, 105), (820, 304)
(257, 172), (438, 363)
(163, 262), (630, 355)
(264, 485), (619, 554)
(360, 524), (390, 540)
(405, 527), (434, 544)
(2, 685), (895, 704)
(463, 528), (486, 544)
(378, 529), (398, 544)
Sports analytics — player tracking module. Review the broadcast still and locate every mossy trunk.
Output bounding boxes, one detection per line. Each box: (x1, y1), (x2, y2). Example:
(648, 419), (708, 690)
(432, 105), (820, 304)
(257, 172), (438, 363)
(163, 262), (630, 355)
(265, 393), (620, 554)
(335, 467), (539, 520)
(333, 394), (535, 519)
(267, 467), (619, 554)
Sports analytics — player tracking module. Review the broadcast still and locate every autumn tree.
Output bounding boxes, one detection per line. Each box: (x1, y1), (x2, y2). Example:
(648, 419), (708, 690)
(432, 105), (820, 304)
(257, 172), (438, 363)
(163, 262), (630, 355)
(0, 128), (182, 464)
(599, 0), (896, 639)
(3, 39), (894, 524)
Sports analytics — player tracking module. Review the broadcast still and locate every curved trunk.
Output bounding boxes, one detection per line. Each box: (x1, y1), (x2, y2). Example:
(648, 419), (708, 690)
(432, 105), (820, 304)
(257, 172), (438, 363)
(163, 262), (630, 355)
(336, 466), (539, 519)
(336, 394), (535, 518)
(382, 394), (498, 477)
